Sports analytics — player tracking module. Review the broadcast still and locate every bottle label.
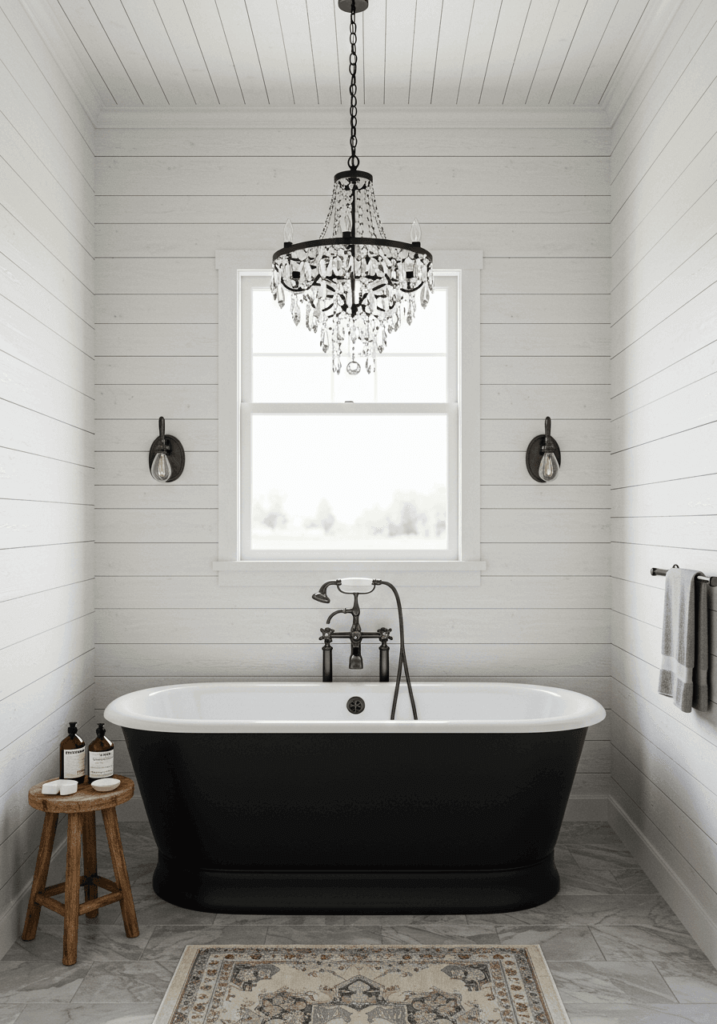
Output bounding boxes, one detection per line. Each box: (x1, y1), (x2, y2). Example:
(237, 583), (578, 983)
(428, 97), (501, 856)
(63, 746), (85, 779)
(89, 749), (114, 779)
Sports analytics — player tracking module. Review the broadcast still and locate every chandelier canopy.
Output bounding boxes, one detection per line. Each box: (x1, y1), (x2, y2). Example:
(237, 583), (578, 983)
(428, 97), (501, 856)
(271, 0), (433, 375)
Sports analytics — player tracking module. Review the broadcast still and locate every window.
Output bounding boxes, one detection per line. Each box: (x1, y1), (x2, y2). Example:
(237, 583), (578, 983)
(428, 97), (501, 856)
(215, 250), (482, 578)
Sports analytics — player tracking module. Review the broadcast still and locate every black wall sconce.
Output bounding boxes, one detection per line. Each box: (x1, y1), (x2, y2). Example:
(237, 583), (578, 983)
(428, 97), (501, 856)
(149, 417), (185, 483)
(526, 416), (561, 482)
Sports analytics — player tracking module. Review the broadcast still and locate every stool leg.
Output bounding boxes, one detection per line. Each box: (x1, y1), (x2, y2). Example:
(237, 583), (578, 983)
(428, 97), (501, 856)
(22, 812), (59, 941)
(63, 814), (82, 966)
(102, 807), (139, 938)
(81, 811), (98, 918)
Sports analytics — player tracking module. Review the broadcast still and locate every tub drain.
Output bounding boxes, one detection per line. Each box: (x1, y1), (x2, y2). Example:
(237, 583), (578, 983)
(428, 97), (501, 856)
(347, 696), (365, 714)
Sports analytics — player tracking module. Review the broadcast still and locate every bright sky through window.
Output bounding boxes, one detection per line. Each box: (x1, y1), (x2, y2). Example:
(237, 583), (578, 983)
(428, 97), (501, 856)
(241, 275), (457, 558)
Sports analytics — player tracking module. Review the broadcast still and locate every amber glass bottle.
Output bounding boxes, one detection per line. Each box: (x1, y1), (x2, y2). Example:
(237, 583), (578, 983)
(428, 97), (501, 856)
(59, 722), (86, 781)
(88, 723), (115, 782)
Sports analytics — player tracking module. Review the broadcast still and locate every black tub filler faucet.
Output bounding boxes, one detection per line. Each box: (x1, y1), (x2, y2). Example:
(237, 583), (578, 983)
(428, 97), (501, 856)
(318, 588), (392, 682)
(312, 577), (418, 721)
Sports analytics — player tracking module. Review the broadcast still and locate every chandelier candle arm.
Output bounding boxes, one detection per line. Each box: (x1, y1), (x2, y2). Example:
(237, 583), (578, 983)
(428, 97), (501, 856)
(271, 0), (433, 375)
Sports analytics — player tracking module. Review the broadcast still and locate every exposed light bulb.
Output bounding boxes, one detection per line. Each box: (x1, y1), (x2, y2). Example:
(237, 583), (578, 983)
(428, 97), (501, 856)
(340, 211), (352, 234)
(284, 220), (293, 244)
(538, 451), (559, 482)
(151, 450), (172, 482)
(411, 220), (421, 243)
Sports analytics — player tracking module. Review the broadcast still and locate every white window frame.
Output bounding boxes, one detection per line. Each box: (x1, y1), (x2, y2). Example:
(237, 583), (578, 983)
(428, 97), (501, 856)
(214, 249), (484, 585)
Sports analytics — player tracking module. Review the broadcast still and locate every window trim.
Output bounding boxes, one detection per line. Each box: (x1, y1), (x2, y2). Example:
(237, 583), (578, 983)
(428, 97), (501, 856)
(214, 248), (484, 584)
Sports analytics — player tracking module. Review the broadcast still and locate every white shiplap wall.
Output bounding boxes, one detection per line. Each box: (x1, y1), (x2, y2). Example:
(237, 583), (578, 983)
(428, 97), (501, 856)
(0, 0), (95, 952)
(94, 114), (612, 818)
(609, 0), (717, 966)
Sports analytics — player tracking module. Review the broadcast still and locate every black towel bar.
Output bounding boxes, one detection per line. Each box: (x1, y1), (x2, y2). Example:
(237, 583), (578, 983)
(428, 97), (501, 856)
(651, 566), (717, 587)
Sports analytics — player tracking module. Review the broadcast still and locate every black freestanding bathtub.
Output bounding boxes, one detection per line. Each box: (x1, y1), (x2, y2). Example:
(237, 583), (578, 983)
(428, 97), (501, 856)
(105, 681), (604, 914)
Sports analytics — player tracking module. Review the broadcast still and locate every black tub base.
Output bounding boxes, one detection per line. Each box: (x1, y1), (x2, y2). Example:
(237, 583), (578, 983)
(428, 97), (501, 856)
(124, 727), (587, 916)
(153, 852), (560, 915)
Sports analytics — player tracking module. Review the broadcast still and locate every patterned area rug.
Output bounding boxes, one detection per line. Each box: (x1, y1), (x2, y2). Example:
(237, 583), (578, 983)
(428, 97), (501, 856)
(154, 945), (570, 1024)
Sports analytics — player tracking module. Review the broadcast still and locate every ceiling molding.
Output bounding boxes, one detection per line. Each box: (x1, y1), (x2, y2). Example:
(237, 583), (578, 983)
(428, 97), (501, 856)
(21, 0), (103, 126)
(96, 105), (610, 132)
(602, 0), (677, 128)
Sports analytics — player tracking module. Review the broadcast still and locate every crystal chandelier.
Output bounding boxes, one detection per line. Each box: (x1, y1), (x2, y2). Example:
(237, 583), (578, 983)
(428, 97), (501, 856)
(271, 0), (433, 375)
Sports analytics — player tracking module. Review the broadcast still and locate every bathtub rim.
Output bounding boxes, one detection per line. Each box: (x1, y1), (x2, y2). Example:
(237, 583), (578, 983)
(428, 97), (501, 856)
(105, 681), (606, 734)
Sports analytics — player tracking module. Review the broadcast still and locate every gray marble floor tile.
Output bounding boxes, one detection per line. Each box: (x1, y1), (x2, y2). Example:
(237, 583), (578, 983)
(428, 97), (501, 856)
(352, 916), (488, 943)
(213, 914), (345, 927)
(0, 963), (90, 1003)
(553, 845), (577, 865)
(558, 864), (624, 895)
(495, 924), (604, 962)
(265, 925), (383, 945)
(549, 960), (677, 1004)
(654, 959), (717, 1003)
(559, 823), (616, 841)
(344, 914), (467, 928)
(560, 826), (638, 862)
(380, 924), (499, 946)
(591, 924), (705, 963)
(570, 843), (640, 872)
(128, 883), (218, 927)
(0, 1009), (22, 1024)
(563, 1005), (717, 1023)
(71, 961), (175, 1004)
(609, 867), (658, 894)
(14, 1005), (159, 1024)
(468, 893), (680, 930)
(142, 924), (269, 960)
(3, 916), (149, 963)
(119, 863), (156, 888)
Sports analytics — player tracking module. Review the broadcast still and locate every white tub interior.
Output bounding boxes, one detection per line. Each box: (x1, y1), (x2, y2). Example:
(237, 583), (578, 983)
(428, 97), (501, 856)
(105, 681), (606, 734)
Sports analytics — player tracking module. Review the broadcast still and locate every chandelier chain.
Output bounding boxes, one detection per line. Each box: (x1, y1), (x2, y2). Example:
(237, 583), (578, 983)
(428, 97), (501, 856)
(348, 1), (359, 170)
(270, 0), (433, 375)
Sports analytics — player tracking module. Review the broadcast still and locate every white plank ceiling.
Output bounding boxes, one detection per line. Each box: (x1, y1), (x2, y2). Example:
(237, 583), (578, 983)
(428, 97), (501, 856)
(49, 0), (655, 108)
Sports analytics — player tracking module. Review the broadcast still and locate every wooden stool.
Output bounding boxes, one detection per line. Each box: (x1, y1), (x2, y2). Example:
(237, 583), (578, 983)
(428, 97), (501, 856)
(22, 775), (139, 966)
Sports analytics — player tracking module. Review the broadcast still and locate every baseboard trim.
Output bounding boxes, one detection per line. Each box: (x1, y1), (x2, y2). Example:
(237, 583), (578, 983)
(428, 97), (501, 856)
(609, 797), (717, 969)
(0, 837), (68, 960)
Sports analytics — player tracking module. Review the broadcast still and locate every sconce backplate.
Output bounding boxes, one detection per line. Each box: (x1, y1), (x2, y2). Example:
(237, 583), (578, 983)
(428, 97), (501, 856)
(526, 434), (561, 483)
(148, 434), (185, 482)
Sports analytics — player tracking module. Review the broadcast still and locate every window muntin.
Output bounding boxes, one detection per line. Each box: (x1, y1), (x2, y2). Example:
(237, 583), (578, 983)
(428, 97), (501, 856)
(239, 274), (459, 561)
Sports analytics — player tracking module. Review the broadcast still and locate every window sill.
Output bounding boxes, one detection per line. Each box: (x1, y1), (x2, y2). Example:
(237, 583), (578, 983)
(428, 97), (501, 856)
(214, 560), (486, 586)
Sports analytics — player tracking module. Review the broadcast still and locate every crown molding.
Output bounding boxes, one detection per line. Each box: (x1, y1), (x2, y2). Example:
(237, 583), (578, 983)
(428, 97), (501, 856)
(602, 0), (677, 128)
(95, 104), (610, 131)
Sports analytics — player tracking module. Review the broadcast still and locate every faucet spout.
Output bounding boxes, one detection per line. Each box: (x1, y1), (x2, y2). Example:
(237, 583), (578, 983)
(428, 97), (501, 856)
(349, 643), (364, 670)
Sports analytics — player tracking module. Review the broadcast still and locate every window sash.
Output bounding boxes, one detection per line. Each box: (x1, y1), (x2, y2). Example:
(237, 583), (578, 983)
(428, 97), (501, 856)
(240, 403), (459, 561)
(240, 274), (458, 405)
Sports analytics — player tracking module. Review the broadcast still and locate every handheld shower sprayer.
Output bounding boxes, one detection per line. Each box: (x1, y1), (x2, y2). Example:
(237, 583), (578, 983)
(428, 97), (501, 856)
(311, 580), (339, 604)
(311, 578), (417, 720)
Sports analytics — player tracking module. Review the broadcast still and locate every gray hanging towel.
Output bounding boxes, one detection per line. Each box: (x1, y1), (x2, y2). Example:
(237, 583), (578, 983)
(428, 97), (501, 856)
(658, 567), (710, 713)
